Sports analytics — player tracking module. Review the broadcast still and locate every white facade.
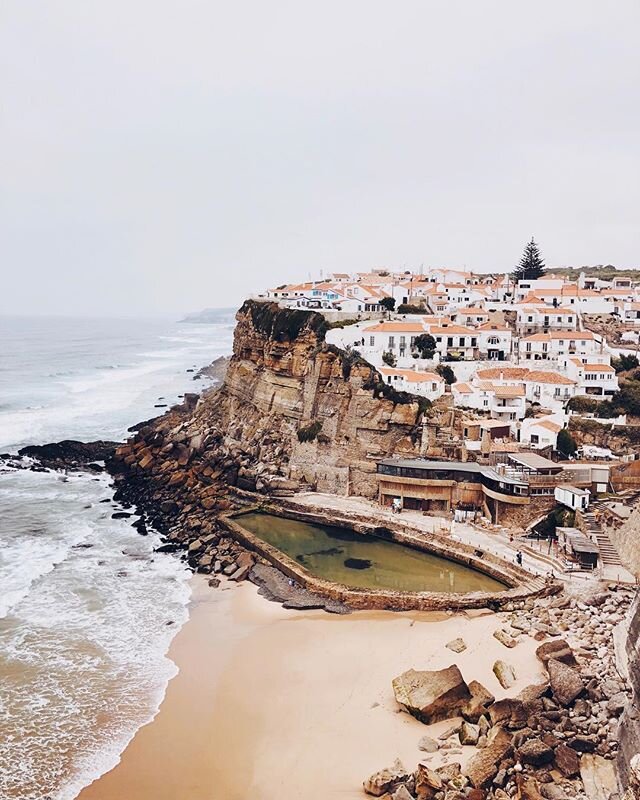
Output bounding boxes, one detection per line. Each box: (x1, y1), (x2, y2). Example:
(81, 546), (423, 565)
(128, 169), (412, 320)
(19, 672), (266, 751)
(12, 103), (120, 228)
(518, 416), (564, 449)
(565, 359), (619, 398)
(555, 484), (590, 511)
(378, 367), (445, 400)
(515, 305), (577, 333)
(519, 332), (599, 363)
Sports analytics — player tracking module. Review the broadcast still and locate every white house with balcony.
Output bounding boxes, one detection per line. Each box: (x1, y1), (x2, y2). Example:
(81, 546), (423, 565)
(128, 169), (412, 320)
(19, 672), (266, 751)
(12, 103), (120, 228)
(377, 367), (445, 400)
(565, 359), (619, 398)
(474, 367), (576, 411)
(360, 321), (429, 362)
(428, 323), (479, 360)
(476, 323), (513, 361)
(452, 380), (526, 421)
(515, 305), (578, 334)
(518, 331), (599, 363)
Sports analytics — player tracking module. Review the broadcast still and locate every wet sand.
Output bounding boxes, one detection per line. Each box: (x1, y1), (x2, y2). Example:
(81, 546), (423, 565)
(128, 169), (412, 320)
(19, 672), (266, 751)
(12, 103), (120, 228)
(78, 577), (545, 800)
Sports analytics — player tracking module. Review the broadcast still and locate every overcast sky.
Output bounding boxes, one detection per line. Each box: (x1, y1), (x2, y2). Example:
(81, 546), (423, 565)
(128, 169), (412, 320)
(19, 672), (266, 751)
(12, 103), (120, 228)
(1, 1), (639, 316)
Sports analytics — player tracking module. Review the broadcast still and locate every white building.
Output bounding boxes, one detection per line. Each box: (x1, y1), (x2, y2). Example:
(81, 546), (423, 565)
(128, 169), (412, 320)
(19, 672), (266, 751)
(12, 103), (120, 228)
(565, 359), (619, 398)
(515, 305), (578, 333)
(474, 367), (575, 411)
(518, 416), (564, 449)
(555, 484), (590, 511)
(518, 332), (599, 363)
(378, 367), (445, 400)
(452, 380), (526, 421)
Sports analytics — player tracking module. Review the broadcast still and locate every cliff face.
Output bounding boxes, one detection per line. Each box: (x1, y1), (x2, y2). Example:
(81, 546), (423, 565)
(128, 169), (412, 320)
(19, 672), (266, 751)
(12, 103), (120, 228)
(112, 301), (432, 524)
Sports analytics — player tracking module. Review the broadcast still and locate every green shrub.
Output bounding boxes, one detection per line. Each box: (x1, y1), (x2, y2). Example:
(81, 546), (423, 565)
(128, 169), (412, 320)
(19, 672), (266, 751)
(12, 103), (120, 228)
(557, 428), (577, 456)
(613, 354), (639, 373)
(241, 300), (328, 342)
(382, 351), (397, 367)
(325, 318), (359, 330)
(414, 333), (436, 359)
(436, 364), (456, 385)
(297, 420), (323, 442)
(397, 303), (424, 314)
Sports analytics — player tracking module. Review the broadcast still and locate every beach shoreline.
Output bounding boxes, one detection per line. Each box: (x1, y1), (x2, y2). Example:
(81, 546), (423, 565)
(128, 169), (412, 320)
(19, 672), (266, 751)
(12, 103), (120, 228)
(77, 576), (546, 800)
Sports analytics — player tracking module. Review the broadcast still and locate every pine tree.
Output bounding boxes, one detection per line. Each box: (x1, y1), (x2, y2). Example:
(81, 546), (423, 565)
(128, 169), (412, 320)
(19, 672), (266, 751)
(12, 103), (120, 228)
(512, 238), (546, 281)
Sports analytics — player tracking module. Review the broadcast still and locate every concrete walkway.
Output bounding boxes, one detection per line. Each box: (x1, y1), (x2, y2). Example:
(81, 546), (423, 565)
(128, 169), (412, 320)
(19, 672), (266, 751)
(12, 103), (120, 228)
(292, 492), (635, 588)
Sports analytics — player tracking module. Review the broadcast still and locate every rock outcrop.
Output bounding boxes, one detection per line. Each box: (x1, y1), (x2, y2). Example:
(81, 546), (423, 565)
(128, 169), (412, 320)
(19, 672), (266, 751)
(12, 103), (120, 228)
(392, 665), (472, 724)
(108, 301), (432, 536)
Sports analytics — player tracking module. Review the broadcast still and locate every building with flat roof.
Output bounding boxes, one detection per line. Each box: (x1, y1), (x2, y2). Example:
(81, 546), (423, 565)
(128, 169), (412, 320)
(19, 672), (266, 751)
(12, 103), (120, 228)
(376, 458), (529, 523)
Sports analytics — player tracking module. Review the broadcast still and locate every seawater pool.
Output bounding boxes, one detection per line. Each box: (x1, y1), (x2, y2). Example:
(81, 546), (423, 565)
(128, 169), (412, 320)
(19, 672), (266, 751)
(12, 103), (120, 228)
(234, 512), (507, 594)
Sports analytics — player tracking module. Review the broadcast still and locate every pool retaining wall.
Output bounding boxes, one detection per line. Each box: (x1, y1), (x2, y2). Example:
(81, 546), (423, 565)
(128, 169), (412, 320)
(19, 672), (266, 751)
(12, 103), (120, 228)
(220, 501), (562, 611)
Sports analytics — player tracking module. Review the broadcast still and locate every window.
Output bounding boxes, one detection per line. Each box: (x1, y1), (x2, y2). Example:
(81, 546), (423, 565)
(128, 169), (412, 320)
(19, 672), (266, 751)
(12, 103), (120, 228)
(471, 338), (477, 347)
(526, 343), (532, 352)
(531, 434), (539, 444)
(369, 336), (375, 347)
(447, 337), (453, 347)
(388, 336), (395, 348)
(555, 388), (561, 396)
(483, 399), (489, 407)
(459, 338), (465, 347)
(488, 336), (500, 345)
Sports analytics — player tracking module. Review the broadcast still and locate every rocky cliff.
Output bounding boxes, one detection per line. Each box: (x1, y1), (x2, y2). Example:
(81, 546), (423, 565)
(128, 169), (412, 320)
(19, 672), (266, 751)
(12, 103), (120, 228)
(110, 300), (436, 534)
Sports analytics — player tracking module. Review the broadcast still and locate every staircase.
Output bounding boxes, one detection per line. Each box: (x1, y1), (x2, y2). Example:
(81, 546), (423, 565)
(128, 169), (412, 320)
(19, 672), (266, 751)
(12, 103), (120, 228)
(581, 509), (623, 568)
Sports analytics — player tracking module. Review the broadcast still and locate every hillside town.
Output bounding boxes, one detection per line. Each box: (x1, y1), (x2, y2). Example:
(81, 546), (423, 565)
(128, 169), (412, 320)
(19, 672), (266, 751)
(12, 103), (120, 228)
(254, 248), (640, 578)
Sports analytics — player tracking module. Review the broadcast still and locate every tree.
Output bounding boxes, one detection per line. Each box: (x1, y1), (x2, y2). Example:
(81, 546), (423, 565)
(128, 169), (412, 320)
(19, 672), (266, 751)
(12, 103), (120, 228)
(512, 238), (546, 281)
(414, 333), (437, 359)
(613, 354), (639, 373)
(380, 296), (396, 317)
(382, 350), (397, 367)
(557, 428), (577, 457)
(436, 363), (456, 385)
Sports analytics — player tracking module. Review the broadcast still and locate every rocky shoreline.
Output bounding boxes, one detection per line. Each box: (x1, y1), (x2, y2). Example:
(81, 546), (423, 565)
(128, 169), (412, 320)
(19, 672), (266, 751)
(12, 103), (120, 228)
(364, 587), (634, 800)
(3, 299), (639, 799)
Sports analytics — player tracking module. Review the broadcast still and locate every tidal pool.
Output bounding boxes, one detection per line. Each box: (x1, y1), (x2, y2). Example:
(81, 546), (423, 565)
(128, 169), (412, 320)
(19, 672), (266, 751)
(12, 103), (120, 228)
(234, 512), (507, 594)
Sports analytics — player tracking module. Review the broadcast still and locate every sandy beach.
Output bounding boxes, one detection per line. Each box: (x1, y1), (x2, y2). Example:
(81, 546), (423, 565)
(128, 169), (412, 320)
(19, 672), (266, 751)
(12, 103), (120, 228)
(78, 577), (545, 800)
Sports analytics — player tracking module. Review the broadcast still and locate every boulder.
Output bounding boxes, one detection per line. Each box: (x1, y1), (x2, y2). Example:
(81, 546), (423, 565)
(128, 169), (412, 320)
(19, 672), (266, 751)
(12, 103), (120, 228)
(517, 738), (554, 766)
(547, 659), (584, 707)
(463, 726), (513, 788)
(493, 628), (517, 648)
(459, 721), (480, 745)
(535, 640), (577, 668)
(418, 736), (439, 753)
(414, 764), (442, 800)
(493, 660), (517, 689)
(489, 698), (527, 730)
(462, 680), (495, 723)
(446, 638), (467, 654)
(515, 776), (545, 800)
(553, 742), (581, 777)
(607, 691), (628, 716)
(392, 787), (414, 800)
(364, 759), (411, 797)
(392, 666), (471, 725)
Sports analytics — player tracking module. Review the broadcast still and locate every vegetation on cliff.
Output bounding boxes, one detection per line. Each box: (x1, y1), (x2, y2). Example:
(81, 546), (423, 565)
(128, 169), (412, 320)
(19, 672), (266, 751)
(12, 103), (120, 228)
(240, 299), (329, 342)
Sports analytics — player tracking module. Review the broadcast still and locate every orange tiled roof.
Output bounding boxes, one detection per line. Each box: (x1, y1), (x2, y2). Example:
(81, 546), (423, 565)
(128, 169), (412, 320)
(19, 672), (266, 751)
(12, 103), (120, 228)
(378, 367), (443, 383)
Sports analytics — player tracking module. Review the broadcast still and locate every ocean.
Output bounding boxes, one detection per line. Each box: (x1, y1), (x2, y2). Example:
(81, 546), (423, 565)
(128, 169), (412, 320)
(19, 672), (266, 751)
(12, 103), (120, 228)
(0, 312), (235, 800)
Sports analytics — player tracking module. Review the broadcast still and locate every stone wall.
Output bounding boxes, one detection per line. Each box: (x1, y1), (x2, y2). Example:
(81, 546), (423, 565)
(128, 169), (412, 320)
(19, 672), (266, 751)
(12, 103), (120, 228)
(606, 506), (640, 579)
(619, 593), (640, 792)
(220, 504), (560, 611)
